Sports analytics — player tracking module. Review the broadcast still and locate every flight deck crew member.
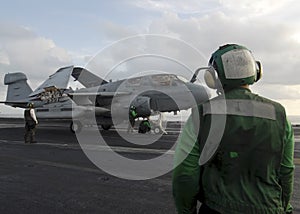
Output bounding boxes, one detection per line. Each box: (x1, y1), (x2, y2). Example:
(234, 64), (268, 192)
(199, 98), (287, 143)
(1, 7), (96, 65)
(127, 105), (137, 133)
(173, 44), (294, 214)
(138, 118), (151, 133)
(24, 102), (38, 144)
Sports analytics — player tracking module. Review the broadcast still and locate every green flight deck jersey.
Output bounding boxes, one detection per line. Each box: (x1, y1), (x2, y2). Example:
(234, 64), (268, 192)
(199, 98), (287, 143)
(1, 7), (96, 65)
(173, 88), (295, 214)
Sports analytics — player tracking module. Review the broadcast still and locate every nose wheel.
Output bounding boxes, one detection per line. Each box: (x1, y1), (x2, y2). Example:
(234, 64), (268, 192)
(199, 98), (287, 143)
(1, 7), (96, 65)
(153, 126), (162, 134)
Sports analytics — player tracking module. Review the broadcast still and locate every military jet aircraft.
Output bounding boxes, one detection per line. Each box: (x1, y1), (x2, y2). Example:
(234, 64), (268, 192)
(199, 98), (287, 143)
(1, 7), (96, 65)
(1, 66), (210, 133)
(68, 67), (210, 132)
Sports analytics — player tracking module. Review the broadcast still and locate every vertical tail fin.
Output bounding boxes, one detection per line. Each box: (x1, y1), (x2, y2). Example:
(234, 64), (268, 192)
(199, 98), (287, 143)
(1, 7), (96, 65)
(4, 72), (33, 102)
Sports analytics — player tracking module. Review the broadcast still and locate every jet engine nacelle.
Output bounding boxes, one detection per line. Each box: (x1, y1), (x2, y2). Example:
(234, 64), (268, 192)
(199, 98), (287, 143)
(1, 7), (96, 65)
(131, 96), (151, 117)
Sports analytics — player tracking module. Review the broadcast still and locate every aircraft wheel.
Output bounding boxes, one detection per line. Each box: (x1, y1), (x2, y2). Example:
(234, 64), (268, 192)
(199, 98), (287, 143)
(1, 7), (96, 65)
(101, 125), (111, 130)
(153, 126), (162, 134)
(70, 121), (82, 133)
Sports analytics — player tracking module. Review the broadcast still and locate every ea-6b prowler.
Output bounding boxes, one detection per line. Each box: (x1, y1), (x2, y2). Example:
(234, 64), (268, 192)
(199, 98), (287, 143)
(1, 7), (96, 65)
(1, 66), (210, 133)
(68, 67), (210, 132)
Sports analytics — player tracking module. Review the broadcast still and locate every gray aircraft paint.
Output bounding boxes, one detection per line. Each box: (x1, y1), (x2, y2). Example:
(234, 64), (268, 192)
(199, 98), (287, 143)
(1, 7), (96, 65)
(2, 66), (211, 132)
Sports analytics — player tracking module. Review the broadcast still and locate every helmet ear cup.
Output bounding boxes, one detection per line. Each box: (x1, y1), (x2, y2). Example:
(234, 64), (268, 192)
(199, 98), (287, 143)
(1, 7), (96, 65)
(204, 68), (218, 89)
(255, 61), (263, 82)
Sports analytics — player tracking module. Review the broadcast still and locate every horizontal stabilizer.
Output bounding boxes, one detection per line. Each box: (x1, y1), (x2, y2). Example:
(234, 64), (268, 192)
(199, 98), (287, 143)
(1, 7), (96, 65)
(72, 67), (108, 87)
(0, 101), (29, 108)
(3, 72), (33, 104)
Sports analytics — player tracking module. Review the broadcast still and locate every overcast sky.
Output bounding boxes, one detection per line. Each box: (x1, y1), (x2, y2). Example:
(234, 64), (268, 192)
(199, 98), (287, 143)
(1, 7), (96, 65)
(0, 0), (299, 116)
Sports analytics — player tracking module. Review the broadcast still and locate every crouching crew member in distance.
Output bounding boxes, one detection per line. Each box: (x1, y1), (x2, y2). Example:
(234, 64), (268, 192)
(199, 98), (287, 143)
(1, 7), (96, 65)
(138, 118), (151, 134)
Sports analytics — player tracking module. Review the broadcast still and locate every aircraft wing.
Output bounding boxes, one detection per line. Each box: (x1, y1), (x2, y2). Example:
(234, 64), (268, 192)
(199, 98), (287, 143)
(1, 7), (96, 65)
(68, 91), (130, 107)
(72, 67), (108, 87)
(0, 100), (44, 108)
(29, 66), (74, 97)
(68, 91), (131, 97)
